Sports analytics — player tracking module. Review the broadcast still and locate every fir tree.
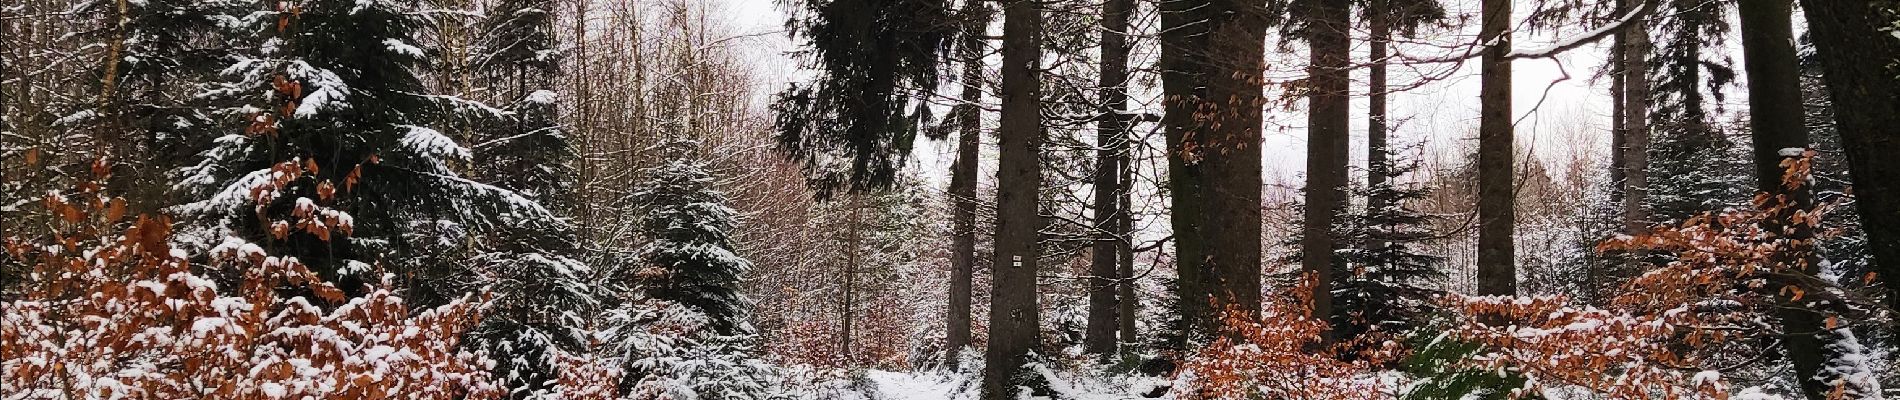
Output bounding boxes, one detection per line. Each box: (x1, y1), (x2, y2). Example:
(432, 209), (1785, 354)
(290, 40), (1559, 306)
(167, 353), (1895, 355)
(628, 140), (754, 336)
(604, 138), (778, 398)
(771, 0), (956, 197)
(599, 296), (779, 399)
(460, 0), (595, 396)
(176, 3), (597, 395)
(62, 0), (229, 208)
(1336, 145), (1446, 341)
(1645, 0), (1746, 225)
(174, 0), (578, 308)
(473, 0), (573, 213)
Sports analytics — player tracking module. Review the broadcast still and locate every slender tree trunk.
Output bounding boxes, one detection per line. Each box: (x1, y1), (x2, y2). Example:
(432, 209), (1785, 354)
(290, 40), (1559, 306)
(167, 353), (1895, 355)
(1609, 29), (1627, 207)
(1304, 0), (1351, 340)
(1117, 178), (1137, 343)
(1116, 85), (1137, 344)
(1597, 17), (1626, 305)
(946, 0), (988, 362)
(982, 0), (1042, 396)
(1475, 0), (1516, 296)
(842, 193), (861, 364)
(1738, 1), (1883, 398)
(1620, 10), (1650, 257)
(570, 0), (595, 242)
(1799, 0), (1900, 316)
(1084, 0), (1133, 356)
(1366, 0), (1391, 256)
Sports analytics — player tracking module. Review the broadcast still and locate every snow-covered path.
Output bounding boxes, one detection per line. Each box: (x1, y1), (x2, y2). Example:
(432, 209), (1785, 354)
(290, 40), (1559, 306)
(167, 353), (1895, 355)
(843, 367), (1171, 400)
(860, 370), (968, 400)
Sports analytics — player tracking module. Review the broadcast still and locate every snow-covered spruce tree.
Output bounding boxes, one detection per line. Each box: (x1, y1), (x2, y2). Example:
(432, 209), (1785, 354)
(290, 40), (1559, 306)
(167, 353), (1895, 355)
(1334, 146), (1445, 343)
(1645, 0), (1746, 226)
(459, 0), (596, 397)
(1642, 123), (1749, 228)
(628, 140), (751, 335)
(176, 0), (593, 326)
(598, 295), (781, 399)
(772, 0), (955, 197)
(601, 139), (778, 399)
(62, 0), (229, 209)
(175, 1), (600, 397)
(472, 0), (573, 213)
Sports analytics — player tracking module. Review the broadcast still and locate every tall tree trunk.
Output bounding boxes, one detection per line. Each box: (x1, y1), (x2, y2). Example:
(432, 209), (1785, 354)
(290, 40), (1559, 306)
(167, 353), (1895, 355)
(1200, 0), (1266, 340)
(1739, 1), (1883, 398)
(1366, 0), (1391, 256)
(1084, 0), (1133, 356)
(569, 0), (595, 242)
(1799, 0), (1900, 315)
(1609, 30), (1627, 207)
(1594, 4), (1627, 305)
(1160, 0), (1268, 346)
(1160, 0), (1211, 351)
(981, 0), (1042, 396)
(1304, 0), (1350, 339)
(1620, 10), (1650, 258)
(946, 0), (988, 362)
(1475, 0), (1516, 296)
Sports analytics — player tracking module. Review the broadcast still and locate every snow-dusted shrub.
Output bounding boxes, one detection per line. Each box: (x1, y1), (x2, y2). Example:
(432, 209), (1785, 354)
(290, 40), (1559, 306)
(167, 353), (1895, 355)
(1176, 278), (1400, 400)
(1421, 151), (1879, 399)
(598, 298), (782, 400)
(0, 169), (499, 399)
(1178, 154), (1878, 400)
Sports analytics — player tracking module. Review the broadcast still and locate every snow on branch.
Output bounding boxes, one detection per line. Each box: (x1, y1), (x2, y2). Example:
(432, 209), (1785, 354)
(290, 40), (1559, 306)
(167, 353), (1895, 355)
(399, 125), (473, 162)
(1506, 0), (1654, 58)
(375, 164), (570, 232)
(1399, 0), (1655, 64)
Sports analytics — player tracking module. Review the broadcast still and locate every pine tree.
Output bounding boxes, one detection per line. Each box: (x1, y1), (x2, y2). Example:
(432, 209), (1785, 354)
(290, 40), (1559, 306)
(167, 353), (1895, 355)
(1083, 0), (1132, 355)
(173, 0), (584, 318)
(1161, 0), (1270, 350)
(1301, 0), (1352, 345)
(628, 140), (753, 336)
(772, 0), (956, 197)
(62, 0), (227, 210)
(1475, 0), (1515, 297)
(1644, 0), (1745, 225)
(461, 1), (596, 396)
(1357, 0), (1445, 341)
(473, 0), (573, 213)
(1644, 132), (1748, 226)
(1736, 0), (1881, 396)
(1336, 147), (1446, 342)
(983, 0), (1044, 395)
(610, 139), (777, 399)
(598, 296), (779, 400)
(944, 0), (989, 360)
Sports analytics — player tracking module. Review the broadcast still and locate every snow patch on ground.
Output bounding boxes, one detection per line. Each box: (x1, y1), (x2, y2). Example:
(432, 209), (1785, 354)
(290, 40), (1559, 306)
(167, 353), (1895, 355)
(861, 370), (966, 400)
(832, 364), (1168, 400)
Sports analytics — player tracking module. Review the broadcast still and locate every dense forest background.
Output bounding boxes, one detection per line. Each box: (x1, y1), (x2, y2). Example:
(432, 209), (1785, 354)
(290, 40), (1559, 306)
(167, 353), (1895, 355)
(3, 0), (1898, 398)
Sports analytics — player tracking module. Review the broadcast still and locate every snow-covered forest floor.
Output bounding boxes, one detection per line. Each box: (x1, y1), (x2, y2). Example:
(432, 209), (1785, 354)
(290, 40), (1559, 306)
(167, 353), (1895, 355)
(784, 361), (1172, 400)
